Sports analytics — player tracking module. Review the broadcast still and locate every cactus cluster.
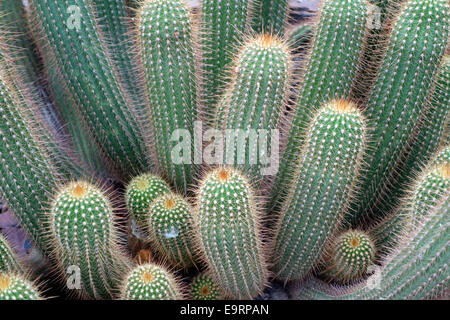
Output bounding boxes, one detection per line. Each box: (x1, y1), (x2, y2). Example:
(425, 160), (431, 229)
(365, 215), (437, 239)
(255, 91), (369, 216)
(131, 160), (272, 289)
(0, 0), (448, 301)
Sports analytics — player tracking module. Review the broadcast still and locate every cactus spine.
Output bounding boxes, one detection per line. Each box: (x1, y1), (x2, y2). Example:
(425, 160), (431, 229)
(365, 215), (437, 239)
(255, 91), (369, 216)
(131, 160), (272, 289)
(272, 100), (367, 281)
(50, 181), (130, 299)
(350, 0), (449, 225)
(121, 264), (182, 300)
(270, 0), (368, 209)
(296, 195), (450, 300)
(0, 235), (22, 273)
(190, 272), (223, 300)
(195, 167), (268, 299)
(251, 0), (289, 35)
(0, 66), (57, 257)
(148, 193), (198, 269)
(215, 34), (291, 180)
(126, 173), (170, 229)
(321, 230), (376, 285)
(29, 0), (149, 176)
(138, 0), (198, 194)
(200, 0), (251, 119)
(0, 273), (41, 300)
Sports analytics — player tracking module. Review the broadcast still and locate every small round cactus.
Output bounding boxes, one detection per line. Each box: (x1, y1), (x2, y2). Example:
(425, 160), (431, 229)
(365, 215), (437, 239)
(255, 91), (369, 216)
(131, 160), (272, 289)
(190, 272), (223, 300)
(50, 181), (130, 300)
(322, 230), (376, 284)
(126, 173), (170, 229)
(148, 193), (198, 269)
(121, 264), (182, 300)
(0, 273), (40, 300)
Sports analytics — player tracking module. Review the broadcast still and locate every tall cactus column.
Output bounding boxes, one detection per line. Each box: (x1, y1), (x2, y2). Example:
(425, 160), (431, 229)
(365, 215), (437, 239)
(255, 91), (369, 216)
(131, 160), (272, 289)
(200, 0), (251, 121)
(270, 0), (368, 209)
(349, 0), (449, 225)
(138, 0), (198, 194)
(29, 0), (150, 177)
(272, 100), (367, 281)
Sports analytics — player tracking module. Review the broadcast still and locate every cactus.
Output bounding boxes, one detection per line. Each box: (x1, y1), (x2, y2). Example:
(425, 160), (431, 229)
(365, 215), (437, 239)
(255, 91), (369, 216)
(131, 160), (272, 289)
(138, 0), (198, 194)
(29, 0), (150, 176)
(251, 0), (289, 35)
(0, 235), (22, 273)
(120, 263), (182, 300)
(125, 173), (170, 229)
(0, 273), (41, 300)
(195, 167), (268, 299)
(349, 0), (449, 225)
(296, 194), (450, 300)
(321, 230), (376, 285)
(200, 0), (251, 119)
(50, 181), (131, 299)
(0, 65), (57, 257)
(190, 272), (224, 300)
(287, 22), (314, 52)
(148, 193), (198, 269)
(270, 0), (368, 209)
(215, 34), (291, 181)
(272, 100), (367, 281)
(373, 56), (450, 215)
(433, 146), (450, 167)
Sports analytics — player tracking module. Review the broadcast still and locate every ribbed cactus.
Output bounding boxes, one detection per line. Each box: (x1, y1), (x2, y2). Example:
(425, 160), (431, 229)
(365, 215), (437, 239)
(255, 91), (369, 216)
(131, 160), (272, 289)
(120, 264), (182, 300)
(138, 0), (198, 194)
(296, 195), (450, 300)
(0, 273), (41, 300)
(270, 0), (368, 209)
(29, 0), (149, 176)
(190, 272), (224, 300)
(272, 100), (367, 281)
(0, 235), (22, 273)
(126, 173), (170, 229)
(215, 34), (291, 180)
(349, 0), (449, 225)
(0, 66), (57, 257)
(251, 0), (289, 35)
(321, 230), (376, 285)
(50, 181), (130, 299)
(200, 0), (251, 119)
(148, 193), (198, 269)
(195, 167), (268, 299)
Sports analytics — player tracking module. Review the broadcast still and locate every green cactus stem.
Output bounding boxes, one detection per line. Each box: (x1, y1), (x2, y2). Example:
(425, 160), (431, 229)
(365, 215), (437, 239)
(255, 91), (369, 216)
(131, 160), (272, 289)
(148, 193), (198, 269)
(120, 263), (182, 300)
(251, 0), (289, 35)
(349, 0), (449, 226)
(200, 0), (251, 121)
(0, 235), (22, 273)
(50, 181), (131, 299)
(270, 0), (368, 210)
(138, 0), (198, 194)
(0, 273), (41, 300)
(195, 167), (269, 299)
(272, 100), (367, 281)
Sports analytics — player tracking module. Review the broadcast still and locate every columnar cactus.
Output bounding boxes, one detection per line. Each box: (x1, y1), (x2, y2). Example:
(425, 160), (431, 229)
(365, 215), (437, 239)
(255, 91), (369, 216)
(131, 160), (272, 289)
(125, 173), (170, 229)
(200, 0), (251, 119)
(272, 100), (367, 281)
(190, 272), (224, 300)
(0, 235), (22, 273)
(296, 195), (450, 300)
(215, 34), (291, 181)
(120, 263), (183, 300)
(270, 0), (368, 209)
(29, 0), (150, 176)
(0, 66), (57, 257)
(148, 193), (198, 269)
(50, 181), (131, 299)
(349, 0), (449, 225)
(251, 0), (289, 35)
(138, 0), (198, 194)
(321, 230), (376, 285)
(195, 167), (269, 299)
(0, 273), (41, 300)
